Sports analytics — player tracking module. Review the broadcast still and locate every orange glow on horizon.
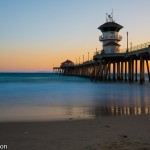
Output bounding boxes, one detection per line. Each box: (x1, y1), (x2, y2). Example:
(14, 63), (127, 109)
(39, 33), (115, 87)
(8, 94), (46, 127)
(0, 44), (98, 72)
(1, 47), (150, 72)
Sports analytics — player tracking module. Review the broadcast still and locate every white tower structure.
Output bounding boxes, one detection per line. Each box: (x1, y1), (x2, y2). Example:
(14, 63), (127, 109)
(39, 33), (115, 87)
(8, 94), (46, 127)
(98, 12), (123, 54)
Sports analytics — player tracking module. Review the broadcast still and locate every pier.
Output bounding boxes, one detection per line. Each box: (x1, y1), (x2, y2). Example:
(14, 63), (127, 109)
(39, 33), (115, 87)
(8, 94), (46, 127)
(53, 13), (150, 84)
(54, 44), (150, 84)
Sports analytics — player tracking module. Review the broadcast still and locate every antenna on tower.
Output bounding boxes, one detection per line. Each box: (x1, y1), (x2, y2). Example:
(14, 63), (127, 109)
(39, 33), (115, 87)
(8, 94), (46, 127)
(106, 10), (115, 22)
(106, 13), (108, 22)
(112, 9), (115, 22)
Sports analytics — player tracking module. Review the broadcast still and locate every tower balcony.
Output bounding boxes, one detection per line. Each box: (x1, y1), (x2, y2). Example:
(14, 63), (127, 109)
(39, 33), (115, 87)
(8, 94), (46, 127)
(99, 35), (122, 41)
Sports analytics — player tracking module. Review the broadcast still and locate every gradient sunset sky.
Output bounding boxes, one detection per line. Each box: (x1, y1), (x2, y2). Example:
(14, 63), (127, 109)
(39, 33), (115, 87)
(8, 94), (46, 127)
(1, 0), (150, 72)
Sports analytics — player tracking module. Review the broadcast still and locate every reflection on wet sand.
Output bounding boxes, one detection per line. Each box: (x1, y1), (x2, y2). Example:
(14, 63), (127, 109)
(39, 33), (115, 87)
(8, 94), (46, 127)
(0, 104), (149, 122)
(66, 107), (95, 119)
(66, 105), (150, 119)
(93, 105), (150, 117)
(65, 87), (150, 119)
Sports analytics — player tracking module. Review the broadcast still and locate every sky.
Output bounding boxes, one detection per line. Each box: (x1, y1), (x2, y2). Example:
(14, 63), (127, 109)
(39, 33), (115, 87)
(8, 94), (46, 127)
(1, 0), (150, 72)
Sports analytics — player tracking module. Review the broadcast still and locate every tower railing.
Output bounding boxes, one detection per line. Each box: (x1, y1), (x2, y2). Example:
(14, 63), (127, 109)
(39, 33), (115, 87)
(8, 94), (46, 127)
(99, 35), (122, 41)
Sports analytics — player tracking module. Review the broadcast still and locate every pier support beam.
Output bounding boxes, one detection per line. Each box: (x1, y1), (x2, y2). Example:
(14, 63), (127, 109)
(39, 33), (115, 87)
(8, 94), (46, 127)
(95, 63), (101, 81)
(131, 59), (134, 82)
(104, 61), (111, 81)
(100, 63), (105, 81)
(103, 63), (108, 81)
(125, 61), (127, 81)
(113, 62), (116, 81)
(135, 60), (138, 82)
(93, 63), (97, 81)
(146, 59), (150, 82)
(117, 62), (120, 80)
(91, 65), (95, 81)
(128, 60), (131, 82)
(108, 63), (111, 81)
(121, 61), (123, 81)
(140, 57), (145, 84)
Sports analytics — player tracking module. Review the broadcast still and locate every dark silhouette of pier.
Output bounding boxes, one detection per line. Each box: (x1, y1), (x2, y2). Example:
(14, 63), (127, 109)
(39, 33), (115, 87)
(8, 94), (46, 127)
(53, 13), (150, 84)
(53, 43), (150, 84)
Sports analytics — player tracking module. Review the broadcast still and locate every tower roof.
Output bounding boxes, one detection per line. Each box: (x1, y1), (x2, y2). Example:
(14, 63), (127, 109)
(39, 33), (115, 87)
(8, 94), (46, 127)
(61, 59), (74, 65)
(98, 21), (123, 32)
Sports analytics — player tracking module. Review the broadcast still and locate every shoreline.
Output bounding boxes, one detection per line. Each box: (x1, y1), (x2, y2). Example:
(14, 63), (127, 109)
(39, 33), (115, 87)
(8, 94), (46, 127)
(0, 115), (150, 150)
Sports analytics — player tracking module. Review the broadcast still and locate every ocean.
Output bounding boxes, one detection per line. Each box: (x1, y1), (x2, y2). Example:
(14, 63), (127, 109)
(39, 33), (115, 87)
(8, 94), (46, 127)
(0, 73), (150, 122)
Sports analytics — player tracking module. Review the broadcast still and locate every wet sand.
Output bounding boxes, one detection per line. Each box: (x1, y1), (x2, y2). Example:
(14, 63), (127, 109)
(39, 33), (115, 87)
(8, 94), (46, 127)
(0, 115), (150, 150)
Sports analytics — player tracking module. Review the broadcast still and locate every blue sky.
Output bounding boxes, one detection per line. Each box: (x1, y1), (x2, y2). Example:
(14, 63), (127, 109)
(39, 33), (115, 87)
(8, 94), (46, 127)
(0, 0), (150, 71)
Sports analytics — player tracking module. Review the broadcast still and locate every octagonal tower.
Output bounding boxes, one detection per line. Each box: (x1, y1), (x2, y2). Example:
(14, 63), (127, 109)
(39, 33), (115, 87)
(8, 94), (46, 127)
(98, 13), (123, 54)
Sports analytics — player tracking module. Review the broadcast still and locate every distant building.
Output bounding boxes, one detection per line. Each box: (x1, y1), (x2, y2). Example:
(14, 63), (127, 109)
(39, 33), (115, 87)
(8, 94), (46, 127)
(61, 59), (74, 67)
(98, 12), (123, 54)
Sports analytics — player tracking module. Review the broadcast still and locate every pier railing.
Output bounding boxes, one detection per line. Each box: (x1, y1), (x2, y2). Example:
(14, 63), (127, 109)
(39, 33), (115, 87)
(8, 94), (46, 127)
(119, 42), (150, 53)
(94, 42), (150, 55)
(130, 42), (150, 51)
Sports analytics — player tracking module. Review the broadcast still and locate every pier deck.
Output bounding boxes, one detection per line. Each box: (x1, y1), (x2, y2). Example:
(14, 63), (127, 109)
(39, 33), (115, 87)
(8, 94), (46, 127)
(53, 45), (150, 84)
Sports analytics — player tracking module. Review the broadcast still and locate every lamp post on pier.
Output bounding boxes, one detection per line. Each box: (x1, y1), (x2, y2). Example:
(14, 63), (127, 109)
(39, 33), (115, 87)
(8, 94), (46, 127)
(127, 32), (129, 53)
(83, 55), (84, 63)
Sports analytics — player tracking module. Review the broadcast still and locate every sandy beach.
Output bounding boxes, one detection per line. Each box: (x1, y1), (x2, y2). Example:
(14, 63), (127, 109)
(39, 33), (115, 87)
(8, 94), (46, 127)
(0, 115), (150, 150)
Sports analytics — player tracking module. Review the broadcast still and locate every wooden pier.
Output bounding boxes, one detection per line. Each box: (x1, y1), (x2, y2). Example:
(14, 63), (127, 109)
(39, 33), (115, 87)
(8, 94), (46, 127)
(53, 44), (150, 84)
(53, 14), (150, 84)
